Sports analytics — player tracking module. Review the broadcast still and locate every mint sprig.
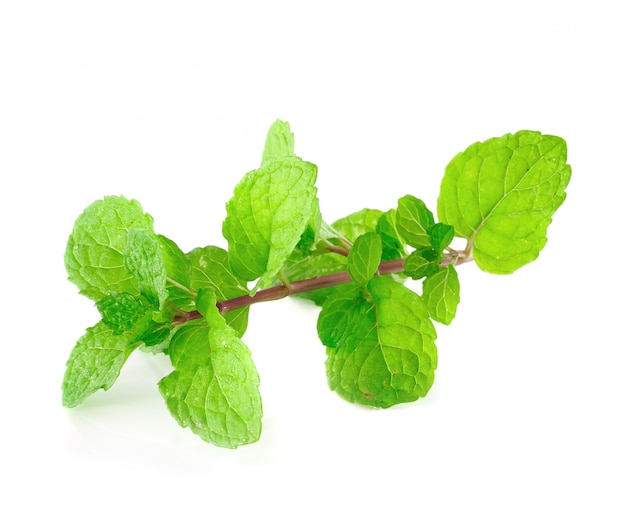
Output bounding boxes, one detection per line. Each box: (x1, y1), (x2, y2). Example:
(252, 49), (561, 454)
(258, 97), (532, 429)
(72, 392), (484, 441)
(61, 121), (571, 448)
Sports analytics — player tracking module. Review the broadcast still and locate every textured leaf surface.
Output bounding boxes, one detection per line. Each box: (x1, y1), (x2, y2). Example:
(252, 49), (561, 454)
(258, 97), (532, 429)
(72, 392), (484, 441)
(347, 232), (382, 286)
(62, 321), (141, 407)
(222, 156), (318, 290)
(324, 276), (438, 407)
(187, 245), (249, 336)
(376, 209), (407, 260)
(403, 248), (441, 280)
(65, 196), (155, 300)
(261, 119), (295, 167)
(332, 208), (383, 243)
(422, 264), (460, 325)
(96, 293), (148, 334)
(438, 131), (571, 273)
(158, 315), (262, 449)
(124, 229), (167, 307)
(396, 195), (435, 249)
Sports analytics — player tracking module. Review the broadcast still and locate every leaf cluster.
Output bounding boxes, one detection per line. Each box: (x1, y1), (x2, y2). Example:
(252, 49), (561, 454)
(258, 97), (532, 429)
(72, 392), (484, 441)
(62, 120), (571, 448)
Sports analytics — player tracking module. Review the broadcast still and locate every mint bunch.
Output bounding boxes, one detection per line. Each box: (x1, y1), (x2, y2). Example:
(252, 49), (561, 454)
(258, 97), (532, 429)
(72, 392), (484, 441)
(62, 120), (571, 448)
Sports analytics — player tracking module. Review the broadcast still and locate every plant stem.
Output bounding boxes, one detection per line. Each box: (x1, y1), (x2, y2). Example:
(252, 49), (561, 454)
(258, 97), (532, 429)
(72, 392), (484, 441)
(177, 248), (473, 324)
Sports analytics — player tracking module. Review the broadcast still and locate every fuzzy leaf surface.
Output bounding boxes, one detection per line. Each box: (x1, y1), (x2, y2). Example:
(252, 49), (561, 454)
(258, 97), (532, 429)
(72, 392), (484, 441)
(324, 276), (438, 408)
(422, 264), (460, 325)
(438, 131), (571, 273)
(222, 156), (318, 290)
(64, 196), (155, 301)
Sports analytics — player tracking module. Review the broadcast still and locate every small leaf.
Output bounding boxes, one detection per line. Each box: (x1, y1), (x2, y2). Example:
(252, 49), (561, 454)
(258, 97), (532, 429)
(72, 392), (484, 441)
(325, 276), (438, 408)
(158, 317), (263, 449)
(437, 130), (571, 273)
(347, 232), (382, 287)
(222, 156), (318, 291)
(96, 293), (148, 334)
(317, 286), (363, 348)
(422, 264), (460, 325)
(428, 223), (455, 252)
(396, 195), (435, 249)
(376, 209), (407, 261)
(62, 321), (142, 407)
(64, 196), (155, 301)
(403, 248), (441, 280)
(261, 119), (295, 167)
(124, 229), (168, 308)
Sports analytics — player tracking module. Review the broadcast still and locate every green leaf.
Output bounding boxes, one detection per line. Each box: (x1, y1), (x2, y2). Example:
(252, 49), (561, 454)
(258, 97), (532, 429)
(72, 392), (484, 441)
(422, 264), (460, 325)
(157, 234), (191, 286)
(347, 232), (382, 287)
(428, 223), (455, 253)
(437, 131), (571, 273)
(187, 245), (249, 336)
(317, 285), (363, 348)
(396, 195), (436, 249)
(158, 315), (262, 449)
(403, 248), (441, 280)
(65, 196), (155, 301)
(324, 276), (438, 408)
(261, 119), (295, 167)
(332, 208), (383, 243)
(62, 321), (142, 407)
(124, 229), (168, 308)
(96, 293), (148, 334)
(376, 209), (407, 260)
(222, 156), (318, 290)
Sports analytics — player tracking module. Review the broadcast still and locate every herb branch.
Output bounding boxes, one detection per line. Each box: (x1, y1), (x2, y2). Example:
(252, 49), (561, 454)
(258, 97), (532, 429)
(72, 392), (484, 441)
(61, 120), (571, 448)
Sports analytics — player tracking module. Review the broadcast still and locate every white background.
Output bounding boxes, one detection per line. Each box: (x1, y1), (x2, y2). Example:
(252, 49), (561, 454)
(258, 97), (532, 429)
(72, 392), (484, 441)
(1, 1), (625, 511)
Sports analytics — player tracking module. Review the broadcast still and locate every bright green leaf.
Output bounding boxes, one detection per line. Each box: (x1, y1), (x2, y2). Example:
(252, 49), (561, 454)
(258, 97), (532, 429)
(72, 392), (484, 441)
(158, 317), (262, 449)
(422, 264), (460, 325)
(376, 209), (407, 261)
(325, 276), (438, 408)
(332, 208), (383, 243)
(222, 156), (318, 290)
(64, 196), (155, 301)
(96, 293), (148, 334)
(187, 245), (249, 336)
(317, 285), (364, 348)
(62, 321), (142, 407)
(403, 248), (441, 280)
(428, 223), (455, 252)
(347, 232), (382, 287)
(396, 195), (435, 249)
(437, 131), (571, 273)
(261, 119), (295, 167)
(125, 229), (168, 308)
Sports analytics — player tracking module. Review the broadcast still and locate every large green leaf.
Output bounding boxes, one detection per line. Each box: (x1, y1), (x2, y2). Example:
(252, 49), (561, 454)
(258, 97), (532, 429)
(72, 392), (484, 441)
(438, 131), (571, 273)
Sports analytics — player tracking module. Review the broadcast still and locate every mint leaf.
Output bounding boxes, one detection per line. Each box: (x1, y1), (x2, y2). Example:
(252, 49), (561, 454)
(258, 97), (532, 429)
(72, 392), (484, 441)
(157, 234), (191, 286)
(376, 209), (407, 260)
(422, 264), (460, 325)
(332, 208), (383, 243)
(325, 276), (438, 407)
(62, 321), (142, 407)
(437, 131), (571, 273)
(261, 119), (295, 167)
(124, 229), (167, 308)
(347, 232), (382, 287)
(65, 196), (155, 301)
(96, 293), (148, 334)
(403, 248), (441, 280)
(428, 222), (455, 253)
(317, 285), (363, 348)
(187, 245), (249, 336)
(158, 314), (262, 449)
(396, 195), (435, 249)
(222, 156), (318, 290)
